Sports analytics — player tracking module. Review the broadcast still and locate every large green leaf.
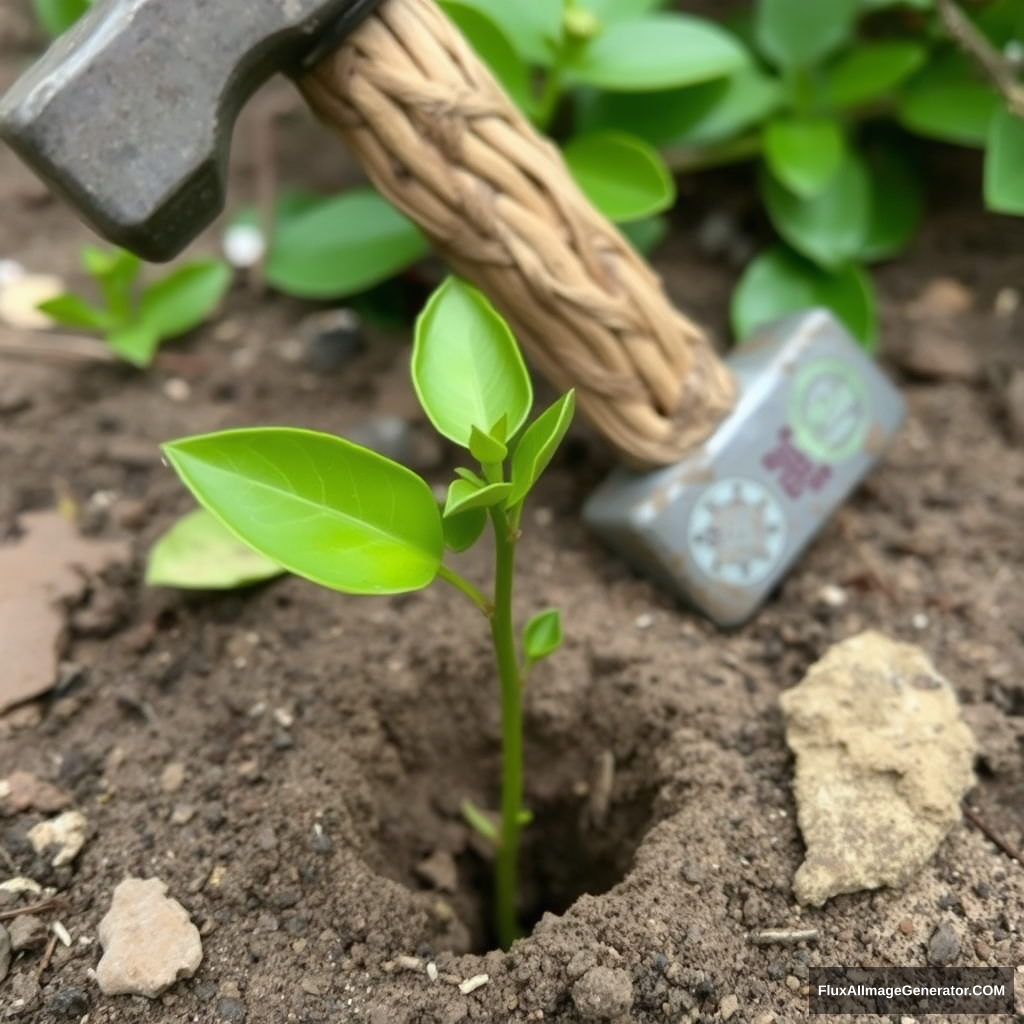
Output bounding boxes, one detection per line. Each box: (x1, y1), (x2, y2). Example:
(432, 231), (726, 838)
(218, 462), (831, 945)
(162, 428), (443, 594)
(567, 15), (748, 92)
(140, 261), (231, 340)
(146, 508), (284, 590)
(756, 0), (858, 69)
(563, 132), (675, 221)
(265, 189), (429, 298)
(898, 57), (996, 146)
(412, 278), (533, 448)
(732, 247), (877, 349)
(860, 148), (923, 262)
(824, 41), (928, 109)
(441, 505), (487, 552)
(763, 117), (846, 197)
(985, 108), (1024, 215)
(761, 156), (871, 268)
(508, 390), (575, 506)
(451, 0), (560, 65)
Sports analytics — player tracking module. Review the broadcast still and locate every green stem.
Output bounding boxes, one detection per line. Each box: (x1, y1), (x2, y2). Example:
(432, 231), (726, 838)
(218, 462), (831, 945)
(437, 564), (492, 617)
(489, 506), (523, 949)
(534, 66), (565, 132)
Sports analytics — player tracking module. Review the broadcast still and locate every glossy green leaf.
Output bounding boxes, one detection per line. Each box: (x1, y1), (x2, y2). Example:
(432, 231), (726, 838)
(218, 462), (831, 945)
(899, 57), (996, 146)
(441, 505), (487, 552)
(620, 216), (669, 254)
(756, 0), (858, 69)
(36, 294), (111, 331)
(568, 15), (748, 92)
(985, 108), (1024, 215)
(145, 508), (284, 589)
(860, 148), (923, 261)
(824, 41), (928, 109)
(265, 188), (429, 298)
(763, 117), (845, 197)
(162, 428), (443, 594)
(412, 278), (532, 448)
(450, 0), (559, 65)
(32, 0), (89, 37)
(107, 322), (160, 367)
(509, 390), (575, 506)
(439, 2), (535, 116)
(761, 156), (871, 268)
(443, 478), (514, 516)
(454, 466), (488, 487)
(140, 261), (231, 340)
(469, 425), (508, 464)
(732, 247), (877, 349)
(523, 608), (563, 662)
(563, 132), (675, 221)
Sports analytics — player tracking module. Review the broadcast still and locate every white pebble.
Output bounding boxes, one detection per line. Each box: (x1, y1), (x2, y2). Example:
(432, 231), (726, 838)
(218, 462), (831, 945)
(458, 974), (489, 995)
(634, 613), (654, 630)
(426, 962), (438, 982)
(818, 584), (847, 608)
(223, 223), (266, 268)
(53, 921), (72, 947)
(912, 612), (929, 631)
(162, 378), (191, 403)
(994, 287), (1020, 318)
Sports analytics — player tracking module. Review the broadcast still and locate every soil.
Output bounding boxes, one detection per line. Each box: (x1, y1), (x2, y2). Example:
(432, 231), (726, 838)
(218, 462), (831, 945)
(1, 19), (1023, 1024)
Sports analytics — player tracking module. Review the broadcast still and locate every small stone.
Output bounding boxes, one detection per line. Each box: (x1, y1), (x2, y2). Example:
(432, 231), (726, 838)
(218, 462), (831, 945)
(160, 763), (186, 794)
(255, 825), (277, 851)
(414, 850), (458, 893)
(170, 803), (196, 826)
(927, 921), (961, 965)
(96, 877), (203, 997)
(785, 975), (800, 992)
(49, 987), (89, 1017)
(0, 924), (10, 982)
(898, 919), (914, 936)
(571, 966), (633, 1021)
(0, 771), (71, 814)
(898, 333), (982, 383)
(27, 810), (87, 867)
(310, 823), (332, 853)
(163, 378), (191, 403)
(907, 277), (972, 319)
(427, 962), (439, 982)
(223, 223), (266, 269)
(994, 286), (1019, 318)
(217, 995), (247, 1021)
(817, 584), (847, 608)
(9, 970), (41, 1010)
(458, 974), (489, 995)
(8, 915), (47, 952)
(719, 994), (739, 1020)
(300, 308), (366, 373)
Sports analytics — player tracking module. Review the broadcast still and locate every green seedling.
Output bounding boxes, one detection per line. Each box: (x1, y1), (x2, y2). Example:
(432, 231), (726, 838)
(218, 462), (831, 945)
(38, 246), (231, 367)
(160, 277), (575, 948)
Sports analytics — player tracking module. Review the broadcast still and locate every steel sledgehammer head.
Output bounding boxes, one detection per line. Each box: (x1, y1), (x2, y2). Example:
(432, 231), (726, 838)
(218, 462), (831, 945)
(583, 310), (905, 627)
(0, 0), (381, 261)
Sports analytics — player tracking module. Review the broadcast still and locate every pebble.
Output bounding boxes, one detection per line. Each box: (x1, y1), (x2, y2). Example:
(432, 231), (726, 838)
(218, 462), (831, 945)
(27, 810), (87, 867)
(96, 877), (203, 997)
(9, 970), (41, 1010)
(0, 924), (10, 983)
(414, 850), (458, 893)
(0, 771), (71, 813)
(458, 973), (489, 995)
(817, 584), (847, 608)
(719, 993), (739, 1020)
(898, 919), (914, 936)
(300, 308), (366, 373)
(927, 920), (961, 965)
(907, 277), (972, 318)
(160, 763), (186, 794)
(571, 966), (633, 1021)
(223, 223), (266, 269)
(255, 825), (278, 851)
(310, 823), (332, 853)
(163, 378), (191, 403)
(217, 995), (247, 1021)
(49, 986), (89, 1017)
(170, 803), (197, 826)
(8, 915), (47, 952)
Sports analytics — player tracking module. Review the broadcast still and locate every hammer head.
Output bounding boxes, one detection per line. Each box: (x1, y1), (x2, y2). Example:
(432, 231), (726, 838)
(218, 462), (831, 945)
(583, 310), (905, 627)
(0, 0), (379, 261)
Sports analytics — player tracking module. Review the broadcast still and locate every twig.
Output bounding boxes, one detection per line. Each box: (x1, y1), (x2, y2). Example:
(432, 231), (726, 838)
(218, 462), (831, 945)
(0, 894), (70, 921)
(0, 331), (116, 364)
(748, 928), (820, 946)
(35, 932), (59, 981)
(962, 800), (1024, 866)
(936, 0), (1024, 117)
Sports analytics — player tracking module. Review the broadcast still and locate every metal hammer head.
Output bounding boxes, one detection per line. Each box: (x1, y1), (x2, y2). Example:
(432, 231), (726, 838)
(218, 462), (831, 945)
(0, 0), (380, 261)
(583, 310), (905, 627)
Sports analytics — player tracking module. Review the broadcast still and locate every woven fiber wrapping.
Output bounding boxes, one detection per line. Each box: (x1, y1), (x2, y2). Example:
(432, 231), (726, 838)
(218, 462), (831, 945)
(300, 0), (736, 467)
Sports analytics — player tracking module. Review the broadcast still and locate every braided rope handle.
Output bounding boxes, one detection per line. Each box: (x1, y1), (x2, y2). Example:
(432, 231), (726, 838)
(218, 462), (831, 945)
(299, 0), (736, 467)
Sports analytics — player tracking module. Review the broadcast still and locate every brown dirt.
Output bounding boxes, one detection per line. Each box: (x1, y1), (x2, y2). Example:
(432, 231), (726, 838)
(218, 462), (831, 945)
(1, 34), (1023, 1024)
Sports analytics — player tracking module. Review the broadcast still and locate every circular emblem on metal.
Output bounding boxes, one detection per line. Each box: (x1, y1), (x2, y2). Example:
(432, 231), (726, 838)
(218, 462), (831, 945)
(687, 478), (787, 587)
(789, 358), (871, 463)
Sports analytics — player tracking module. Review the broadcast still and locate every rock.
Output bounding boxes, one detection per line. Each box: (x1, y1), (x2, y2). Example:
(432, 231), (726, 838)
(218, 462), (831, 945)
(571, 966), (634, 1022)
(927, 920), (961, 965)
(8, 970), (41, 1012)
(49, 987), (89, 1017)
(906, 277), (972, 319)
(719, 993), (740, 1020)
(0, 771), (71, 814)
(779, 631), (976, 907)
(160, 763), (186, 794)
(0, 924), (11, 982)
(300, 308), (366, 372)
(96, 877), (203, 997)
(896, 333), (982, 383)
(414, 850), (458, 893)
(217, 996), (246, 1021)
(7, 915), (47, 952)
(27, 810), (87, 867)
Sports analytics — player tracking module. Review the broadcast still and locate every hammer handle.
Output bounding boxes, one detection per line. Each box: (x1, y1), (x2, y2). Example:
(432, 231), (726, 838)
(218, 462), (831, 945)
(299, 0), (735, 467)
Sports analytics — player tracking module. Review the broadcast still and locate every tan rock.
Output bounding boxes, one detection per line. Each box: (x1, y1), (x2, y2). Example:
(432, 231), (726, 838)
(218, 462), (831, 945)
(27, 810), (87, 867)
(96, 878), (202, 997)
(780, 631), (975, 907)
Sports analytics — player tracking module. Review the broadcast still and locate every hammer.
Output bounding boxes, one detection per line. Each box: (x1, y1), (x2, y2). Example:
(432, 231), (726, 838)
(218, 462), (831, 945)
(0, 0), (904, 626)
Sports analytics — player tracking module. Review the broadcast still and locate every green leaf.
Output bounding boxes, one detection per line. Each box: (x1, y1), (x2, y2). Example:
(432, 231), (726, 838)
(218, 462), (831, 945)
(731, 246), (877, 350)
(107, 321), (160, 367)
(439, 2), (535, 116)
(567, 15), (748, 92)
(443, 478), (514, 516)
(460, 799), (499, 844)
(441, 505), (487, 552)
(756, 0), (858, 70)
(860, 147), (922, 261)
(139, 261), (231, 340)
(454, 466), (488, 487)
(763, 117), (846, 197)
(824, 41), (928, 109)
(145, 508), (284, 589)
(469, 425), (508, 464)
(82, 246), (141, 287)
(36, 294), (111, 331)
(620, 216), (669, 254)
(761, 156), (871, 268)
(449, 0), (560, 65)
(265, 188), (429, 298)
(585, 0), (666, 20)
(508, 390), (575, 506)
(898, 57), (996, 146)
(985, 108), (1024, 215)
(32, 0), (89, 37)
(162, 427), (443, 594)
(523, 608), (563, 662)
(412, 278), (533, 448)
(563, 132), (675, 221)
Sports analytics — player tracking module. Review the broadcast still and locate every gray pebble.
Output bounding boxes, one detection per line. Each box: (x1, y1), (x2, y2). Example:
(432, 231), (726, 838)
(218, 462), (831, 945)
(300, 308), (366, 373)
(217, 995), (247, 1021)
(49, 987), (89, 1017)
(928, 920), (961, 965)
(7, 914), (47, 952)
(571, 966), (633, 1021)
